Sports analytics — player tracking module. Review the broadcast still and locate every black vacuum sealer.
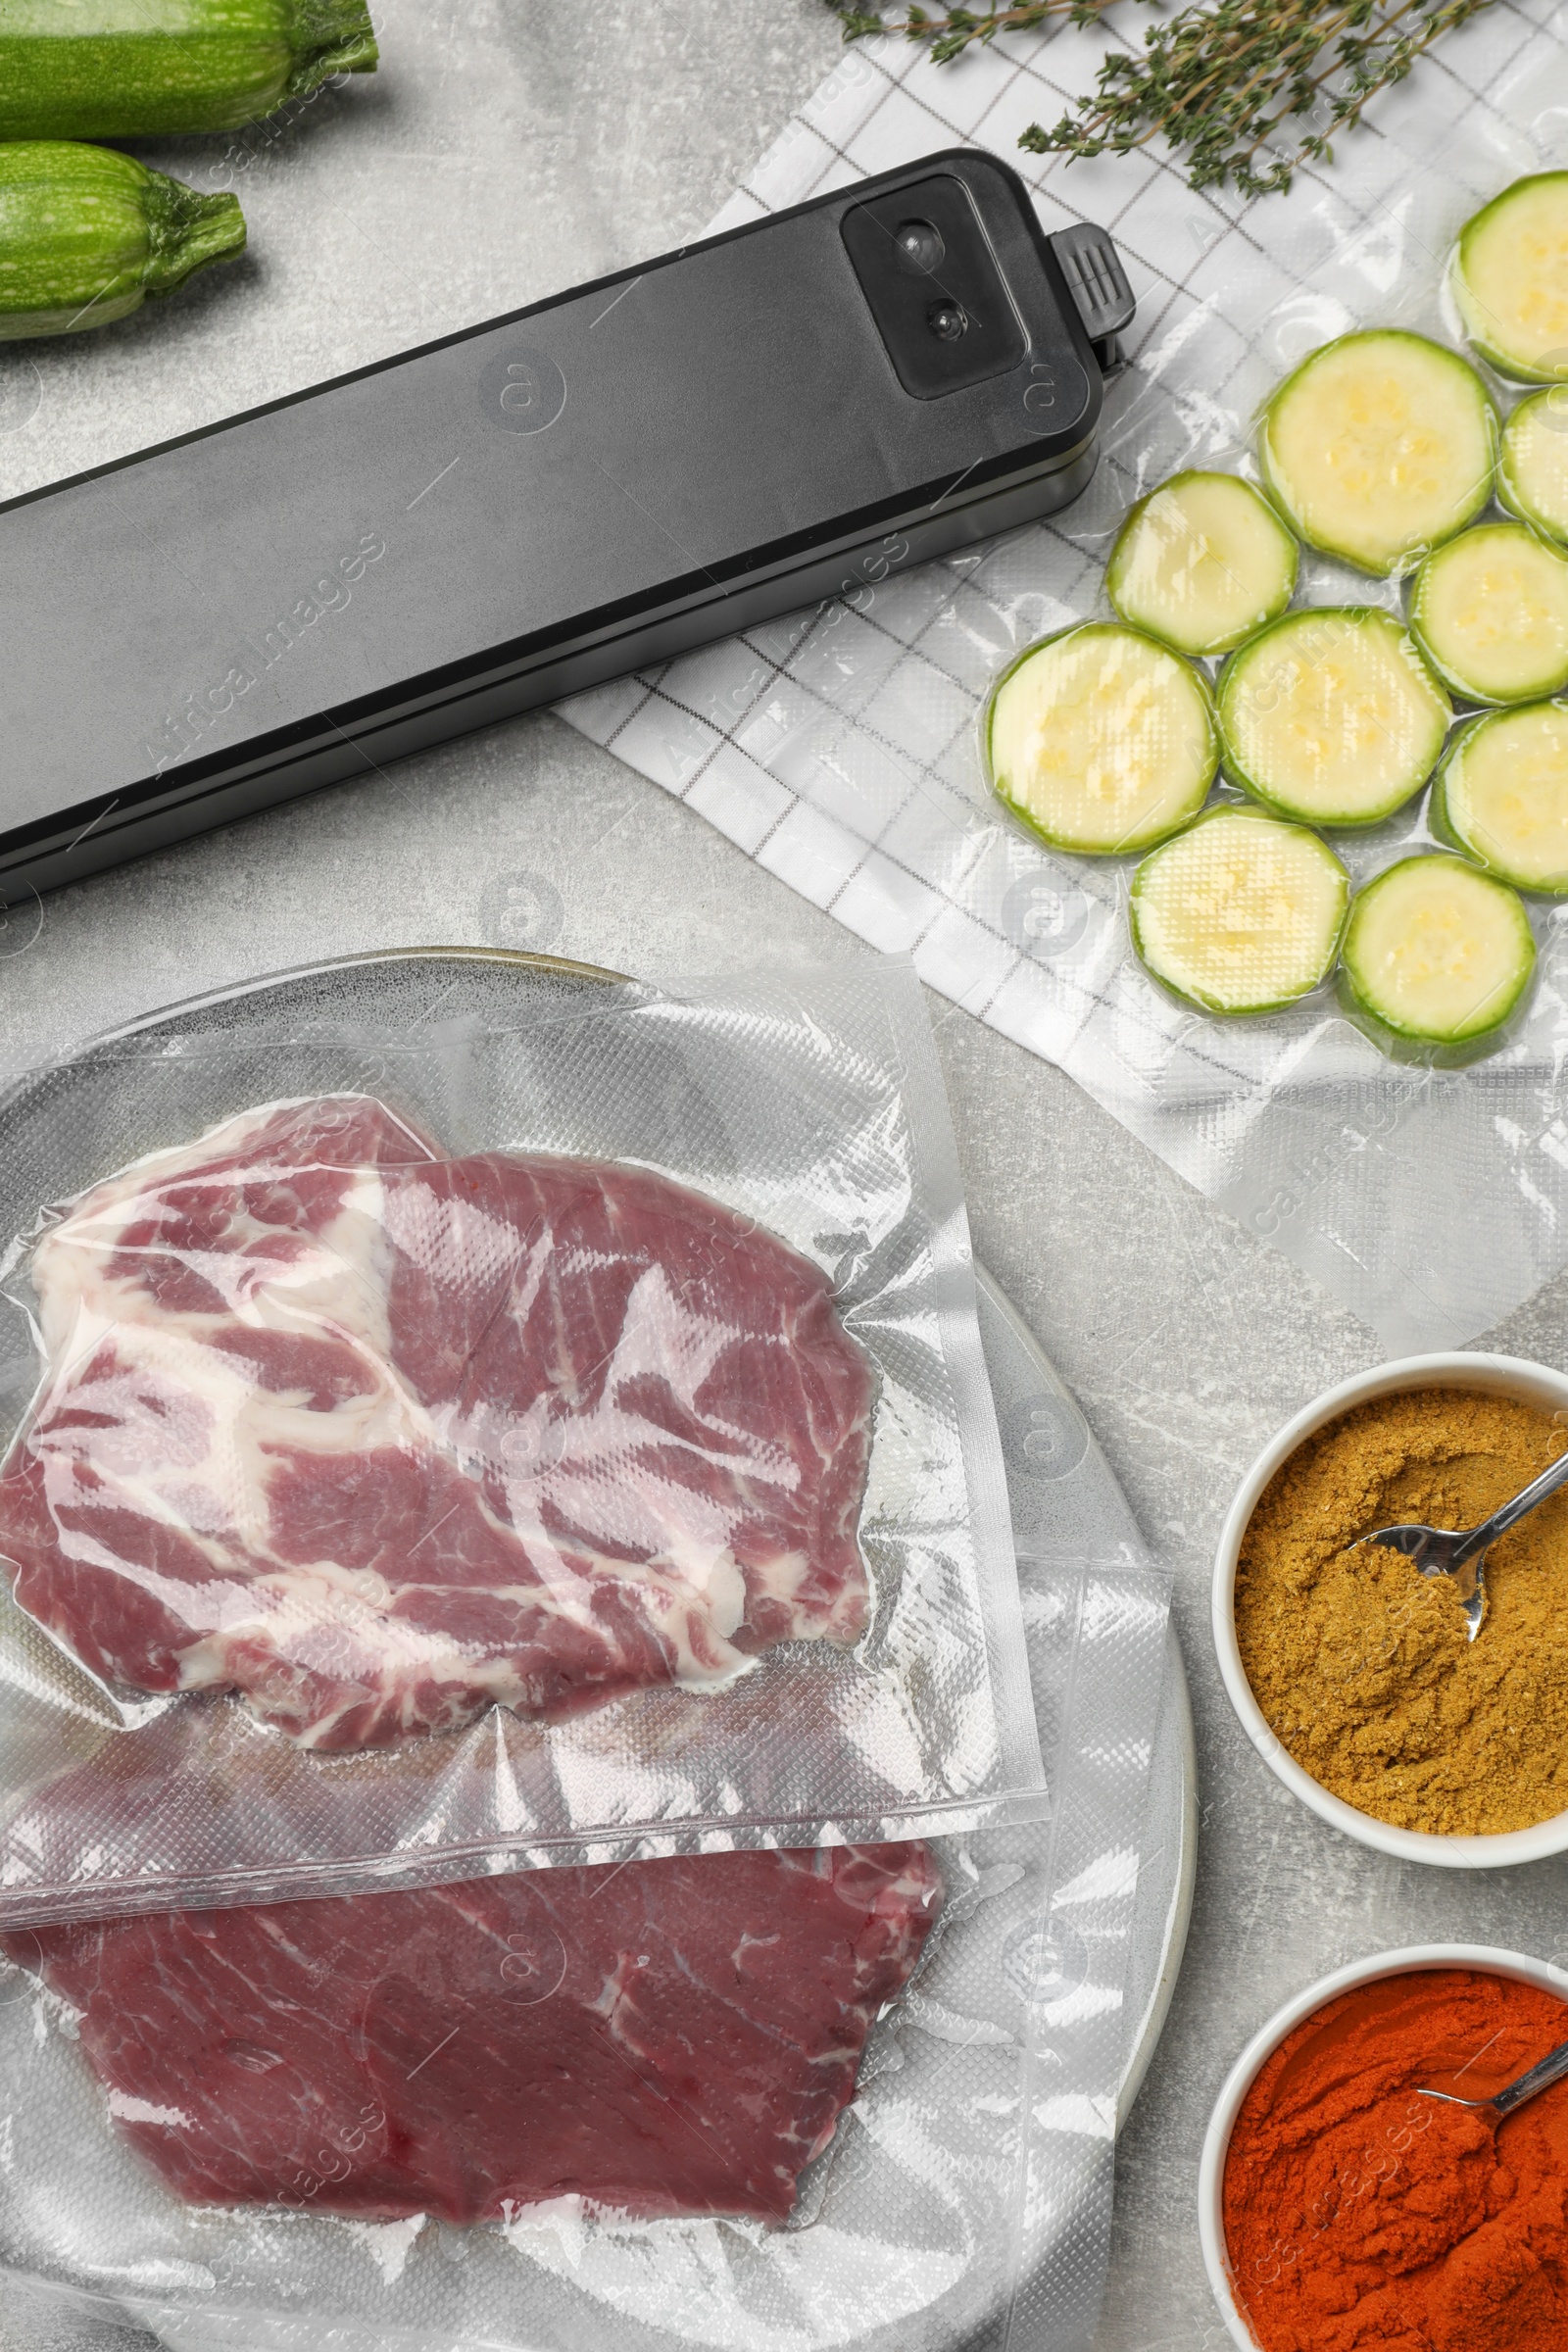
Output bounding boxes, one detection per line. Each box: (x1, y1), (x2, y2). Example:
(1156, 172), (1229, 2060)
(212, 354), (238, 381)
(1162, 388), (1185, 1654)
(0, 147), (1133, 901)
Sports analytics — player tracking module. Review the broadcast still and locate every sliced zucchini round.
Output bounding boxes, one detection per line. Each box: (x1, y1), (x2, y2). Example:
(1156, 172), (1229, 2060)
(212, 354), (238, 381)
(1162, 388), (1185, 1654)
(1431, 701), (1568, 893)
(985, 622), (1218, 857)
(1340, 855), (1536, 1059)
(1451, 173), (1568, 384)
(1408, 520), (1568, 705)
(1129, 807), (1348, 1016)
(1218, 606), (1450, 827)
(1105, 470), (1299, 658)
(1498, 389), (1568, 543)
(1258, 330), (1495, 577)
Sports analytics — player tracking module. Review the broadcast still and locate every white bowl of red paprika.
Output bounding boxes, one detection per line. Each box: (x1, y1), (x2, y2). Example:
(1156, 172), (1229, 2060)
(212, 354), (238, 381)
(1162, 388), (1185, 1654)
(1199, 1944), (1568, 2352)
(1211, 1350), (1568, 1866)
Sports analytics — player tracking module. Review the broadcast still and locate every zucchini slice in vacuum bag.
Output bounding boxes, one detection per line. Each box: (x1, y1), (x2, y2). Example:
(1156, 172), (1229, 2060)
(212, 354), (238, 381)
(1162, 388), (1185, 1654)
(1498, 390), (1568, 543)
(1431, 701), (1568, 893)
(1452, 172), (1568, 384)
(1340, 855), (1536, 1057)
(1409, 521), (1568, 704)
(1130, 807), (1348, 1015)
(1105, 470), (1298, 658)
(1258, 331), (1495, 577)
(1219, 607), (1450, 826)
(985, 622), (1218, 857)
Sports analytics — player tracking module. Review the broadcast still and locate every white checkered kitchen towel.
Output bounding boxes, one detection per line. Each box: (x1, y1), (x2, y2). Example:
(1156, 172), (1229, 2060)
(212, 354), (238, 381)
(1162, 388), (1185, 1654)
(562, 5), (1568, 1352)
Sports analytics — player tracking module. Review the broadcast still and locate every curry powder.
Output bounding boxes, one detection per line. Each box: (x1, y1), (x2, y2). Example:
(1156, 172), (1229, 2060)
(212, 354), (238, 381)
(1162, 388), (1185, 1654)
(1235, 1389), (1568, 1837)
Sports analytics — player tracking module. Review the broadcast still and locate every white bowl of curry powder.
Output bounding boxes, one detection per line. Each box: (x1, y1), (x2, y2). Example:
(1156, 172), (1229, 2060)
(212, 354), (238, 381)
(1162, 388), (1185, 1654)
(1212, 1352), (1568, 1866)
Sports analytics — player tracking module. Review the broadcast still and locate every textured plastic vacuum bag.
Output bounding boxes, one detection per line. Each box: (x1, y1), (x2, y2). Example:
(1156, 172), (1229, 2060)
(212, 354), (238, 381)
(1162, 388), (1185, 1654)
(2, 1096), (878, 1752)
(562, 1), (1568, 1353)
(0, 958), (1042, 1919)
(0, 1844), (948, 2228)
(0, 1551), (1172, 2352)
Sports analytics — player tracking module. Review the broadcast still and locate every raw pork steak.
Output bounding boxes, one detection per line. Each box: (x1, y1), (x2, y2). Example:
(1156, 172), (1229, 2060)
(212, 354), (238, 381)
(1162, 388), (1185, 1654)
(1, 1842), (941, 2225)
(0, 1096), (873, 1747)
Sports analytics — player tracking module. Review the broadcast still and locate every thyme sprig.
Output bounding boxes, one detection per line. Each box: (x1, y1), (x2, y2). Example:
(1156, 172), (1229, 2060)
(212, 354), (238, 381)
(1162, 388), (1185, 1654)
(1022, 0), (1500, 193)
(831, 0), (1500, 194)
(831, 4), (1116, 63)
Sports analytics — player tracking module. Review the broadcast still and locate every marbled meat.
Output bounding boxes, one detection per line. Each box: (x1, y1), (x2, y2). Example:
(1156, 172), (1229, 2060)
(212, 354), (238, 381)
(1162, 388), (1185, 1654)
(0, 1096), (873, 1747)
(0, 1842), (942, 2225)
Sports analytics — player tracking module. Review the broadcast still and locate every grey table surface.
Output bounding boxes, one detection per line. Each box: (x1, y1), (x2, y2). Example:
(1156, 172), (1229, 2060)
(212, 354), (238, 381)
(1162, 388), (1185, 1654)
(3, 5), (1568, 2348)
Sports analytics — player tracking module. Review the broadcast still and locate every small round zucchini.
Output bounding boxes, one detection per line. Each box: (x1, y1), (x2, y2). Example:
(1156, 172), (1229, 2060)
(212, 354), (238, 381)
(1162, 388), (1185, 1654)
(1498, 389), (1568, 543)
(1340, 856), (1536, 1061)
(1129, 806), (1348, 1016)
(1408, 521), (1568, 705)
(985, 622), (1218, 858)
(0, 141), (244, 339)
(1431, 701), (1568, 893)
(1105, 470), (1298, 658)
(1219, 606), (1450, 827)
(1258, 330), (1495, 577)
(1451, 172), (1568, 384)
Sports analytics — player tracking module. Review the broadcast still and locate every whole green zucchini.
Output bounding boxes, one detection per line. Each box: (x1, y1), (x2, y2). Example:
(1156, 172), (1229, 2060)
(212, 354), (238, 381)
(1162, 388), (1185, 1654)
(0, 143), (245, 338)
(0, 0), (377, 140)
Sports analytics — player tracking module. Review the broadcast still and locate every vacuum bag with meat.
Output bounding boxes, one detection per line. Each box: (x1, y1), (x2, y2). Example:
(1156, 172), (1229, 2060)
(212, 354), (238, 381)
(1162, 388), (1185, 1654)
(0, 1094), (873, 1750)
(0, 1842), (942, 2227)
(0, 960), (1039, 1915)
(0, 1552), (1173, 2352)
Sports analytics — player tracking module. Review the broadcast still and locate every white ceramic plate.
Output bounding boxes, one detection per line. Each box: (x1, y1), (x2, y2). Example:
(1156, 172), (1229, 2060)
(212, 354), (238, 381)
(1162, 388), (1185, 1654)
(0, 948), (1196, 2352)
(971, 1263), (1196, 2121)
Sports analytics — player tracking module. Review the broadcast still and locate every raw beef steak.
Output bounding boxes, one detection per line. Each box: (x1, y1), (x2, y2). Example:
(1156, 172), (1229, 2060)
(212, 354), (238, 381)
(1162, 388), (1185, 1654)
(0, 1842), (941, 2225)
(0, 1096), (873, 1747)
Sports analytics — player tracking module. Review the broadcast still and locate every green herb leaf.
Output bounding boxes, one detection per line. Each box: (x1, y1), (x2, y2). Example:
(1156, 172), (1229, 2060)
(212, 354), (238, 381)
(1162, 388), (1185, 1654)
(829, 3), (1110, 57)
(830, 0), (1500, 194)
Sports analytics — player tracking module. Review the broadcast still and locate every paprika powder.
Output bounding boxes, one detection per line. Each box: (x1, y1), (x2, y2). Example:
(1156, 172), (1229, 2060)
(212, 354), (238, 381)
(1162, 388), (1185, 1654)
(1223, 1967), (1568, 2350)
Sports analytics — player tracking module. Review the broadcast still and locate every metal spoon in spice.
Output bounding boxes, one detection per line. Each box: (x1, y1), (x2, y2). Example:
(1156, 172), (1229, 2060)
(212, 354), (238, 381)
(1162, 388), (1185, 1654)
(1419, 2033), (1568, 2122)
(1358, 1446), (1568, 1642)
